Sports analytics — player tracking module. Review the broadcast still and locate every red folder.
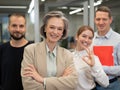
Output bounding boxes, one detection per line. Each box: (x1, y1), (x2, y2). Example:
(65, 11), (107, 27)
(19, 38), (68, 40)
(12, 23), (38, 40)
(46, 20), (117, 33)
(93, 46), (114, 66)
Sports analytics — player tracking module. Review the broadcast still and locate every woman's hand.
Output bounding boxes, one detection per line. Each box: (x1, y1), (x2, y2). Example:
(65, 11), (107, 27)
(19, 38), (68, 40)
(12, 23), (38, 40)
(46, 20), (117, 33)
(23, 64), (44, 84)
(82, 47), (95, 67)
(62, 65), (73, 77)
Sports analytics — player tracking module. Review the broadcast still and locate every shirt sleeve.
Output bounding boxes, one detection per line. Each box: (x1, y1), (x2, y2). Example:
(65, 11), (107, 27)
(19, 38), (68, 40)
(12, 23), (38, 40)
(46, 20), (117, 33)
(116, 42), (120, 65)
(103, 42), (120, 76)
(91, 56), (109, 87)
(21, 46), (44, 90)
(103, 66), (120, 76)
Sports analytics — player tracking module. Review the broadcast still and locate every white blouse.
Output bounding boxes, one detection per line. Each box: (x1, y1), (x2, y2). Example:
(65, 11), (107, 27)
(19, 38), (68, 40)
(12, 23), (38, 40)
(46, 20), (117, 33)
(72, 50), (109, 90)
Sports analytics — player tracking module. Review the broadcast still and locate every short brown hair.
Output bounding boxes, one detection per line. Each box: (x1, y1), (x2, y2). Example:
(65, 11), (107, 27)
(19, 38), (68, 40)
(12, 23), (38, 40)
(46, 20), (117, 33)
(8, 13), (26, 24)
(95, 6), (112, 18)
(76, 25), (94, 38)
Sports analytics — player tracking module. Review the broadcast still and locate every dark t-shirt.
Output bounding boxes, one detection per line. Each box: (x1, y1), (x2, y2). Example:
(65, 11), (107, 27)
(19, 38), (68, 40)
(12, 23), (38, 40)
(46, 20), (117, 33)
(0, 41), (32, 90)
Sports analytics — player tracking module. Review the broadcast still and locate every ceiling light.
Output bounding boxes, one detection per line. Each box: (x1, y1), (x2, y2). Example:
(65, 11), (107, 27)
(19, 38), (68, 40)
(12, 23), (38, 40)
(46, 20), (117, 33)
(69, 0), (102, 15)
(0, 6), (27, 9)
(28, 0), (34, 13)
(41, 0), (45, 2)
(94, 0), (102, 6)
(69, 8), (83, 15)
(58, 6), (68, 9)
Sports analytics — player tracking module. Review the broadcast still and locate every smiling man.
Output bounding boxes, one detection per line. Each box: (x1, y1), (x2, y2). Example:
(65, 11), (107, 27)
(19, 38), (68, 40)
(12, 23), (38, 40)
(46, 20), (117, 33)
(93, 6), (120, 90)
(0, 13), (32, 90)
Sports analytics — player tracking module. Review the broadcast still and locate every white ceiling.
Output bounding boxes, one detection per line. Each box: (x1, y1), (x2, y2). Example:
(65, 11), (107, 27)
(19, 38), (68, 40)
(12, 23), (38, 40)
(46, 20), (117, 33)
(0, 0), (120, 15)
(0, 0), (31, 13)
(0, 0), (88, 14)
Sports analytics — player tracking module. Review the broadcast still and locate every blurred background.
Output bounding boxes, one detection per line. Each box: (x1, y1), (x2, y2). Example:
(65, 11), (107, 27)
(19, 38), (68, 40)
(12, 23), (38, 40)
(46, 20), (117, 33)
(0, 0), (120, 49)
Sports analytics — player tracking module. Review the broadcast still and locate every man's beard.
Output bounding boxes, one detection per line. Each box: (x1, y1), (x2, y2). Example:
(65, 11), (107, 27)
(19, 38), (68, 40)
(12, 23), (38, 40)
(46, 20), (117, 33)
(10, 34), (25, 40)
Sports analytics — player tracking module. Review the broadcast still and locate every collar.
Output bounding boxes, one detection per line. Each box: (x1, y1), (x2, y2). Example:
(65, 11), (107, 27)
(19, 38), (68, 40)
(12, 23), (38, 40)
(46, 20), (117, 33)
(95, 28), (113, 39)
(46, 44), (57, 57)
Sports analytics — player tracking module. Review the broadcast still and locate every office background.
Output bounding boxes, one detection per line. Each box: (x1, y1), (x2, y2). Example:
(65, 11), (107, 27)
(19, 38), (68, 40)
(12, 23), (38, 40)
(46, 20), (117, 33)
(0, 0), (120, 48)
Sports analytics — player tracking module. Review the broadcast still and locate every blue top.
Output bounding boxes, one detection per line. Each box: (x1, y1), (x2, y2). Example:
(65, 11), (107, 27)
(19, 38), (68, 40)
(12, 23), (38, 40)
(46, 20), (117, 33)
(93, 28), (120, 79)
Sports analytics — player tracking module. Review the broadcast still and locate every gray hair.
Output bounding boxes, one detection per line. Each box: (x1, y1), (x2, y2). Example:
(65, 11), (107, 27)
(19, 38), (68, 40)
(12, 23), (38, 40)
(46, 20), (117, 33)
(40, 11), (68, 39)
